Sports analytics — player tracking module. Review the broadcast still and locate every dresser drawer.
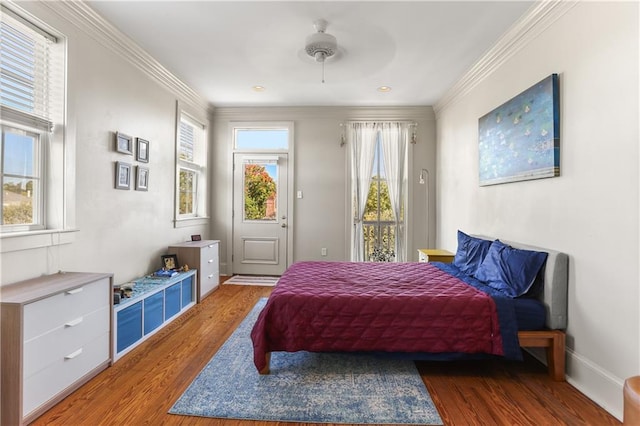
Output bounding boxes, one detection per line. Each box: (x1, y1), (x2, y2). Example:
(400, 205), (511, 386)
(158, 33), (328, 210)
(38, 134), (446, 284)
(23, 278), (110, 341)
(200, 247), (218, 273)
(23, 306), (110, 378)
(22, 332), (109, 417)
(200, 244), (219, 295)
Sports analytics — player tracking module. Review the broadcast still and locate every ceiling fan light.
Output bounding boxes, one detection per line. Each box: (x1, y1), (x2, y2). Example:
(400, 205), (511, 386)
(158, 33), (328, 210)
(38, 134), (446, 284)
(305, 31), (337, 62)
(304, 19), (338, 83)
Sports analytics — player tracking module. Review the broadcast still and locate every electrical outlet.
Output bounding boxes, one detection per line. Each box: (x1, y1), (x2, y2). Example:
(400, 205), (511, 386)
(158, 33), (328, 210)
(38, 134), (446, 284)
(321, 248), (327, 256)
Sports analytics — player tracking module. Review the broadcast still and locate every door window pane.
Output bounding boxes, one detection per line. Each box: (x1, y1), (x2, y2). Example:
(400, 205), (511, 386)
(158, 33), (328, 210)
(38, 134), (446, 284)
(243, 161), (277, 221)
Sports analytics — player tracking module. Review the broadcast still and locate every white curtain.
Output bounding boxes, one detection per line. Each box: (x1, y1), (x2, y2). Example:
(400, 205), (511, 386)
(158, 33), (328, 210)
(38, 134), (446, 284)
(379, 122), (409, 262)
(348, 122), (378, 261)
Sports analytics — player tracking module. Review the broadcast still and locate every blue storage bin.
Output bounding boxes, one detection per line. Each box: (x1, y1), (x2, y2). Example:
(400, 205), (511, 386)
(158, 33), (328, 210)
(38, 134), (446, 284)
(144, 291), (164, 334)
(165, 283), (181, 319)
(181, 275), (194, 308)
(117, 301), (142, 353)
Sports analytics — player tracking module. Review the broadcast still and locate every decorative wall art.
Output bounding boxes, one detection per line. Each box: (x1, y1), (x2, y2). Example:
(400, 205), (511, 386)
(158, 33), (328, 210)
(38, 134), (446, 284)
(478, 74), (560, 186)
(116, 132), (133, 155)
(136, 138), (149, 163)
(136, 166), (149, 191)
(113, 131), (152, 191)
(115, 161), (132, 190)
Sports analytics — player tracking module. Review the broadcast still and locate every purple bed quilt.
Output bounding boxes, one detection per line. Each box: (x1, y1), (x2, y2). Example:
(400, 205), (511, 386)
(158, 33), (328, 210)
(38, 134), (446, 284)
(251, 261), (510, 372)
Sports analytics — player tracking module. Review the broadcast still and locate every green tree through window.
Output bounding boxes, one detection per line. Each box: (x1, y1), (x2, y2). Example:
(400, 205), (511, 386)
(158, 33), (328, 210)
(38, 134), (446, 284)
(244, 164), (276, 220)
(363, 175), (396, 261)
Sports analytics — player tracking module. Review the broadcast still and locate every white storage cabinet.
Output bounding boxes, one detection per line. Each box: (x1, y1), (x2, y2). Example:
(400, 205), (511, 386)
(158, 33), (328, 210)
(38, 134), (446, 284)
(1, 272), (113, 426)
(168, 240), (219, 302)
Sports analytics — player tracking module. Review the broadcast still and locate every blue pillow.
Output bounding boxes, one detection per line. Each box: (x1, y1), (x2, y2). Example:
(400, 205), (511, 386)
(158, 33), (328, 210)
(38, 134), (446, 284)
(474, 240), (548, 297)
(452, 231), (492, 275)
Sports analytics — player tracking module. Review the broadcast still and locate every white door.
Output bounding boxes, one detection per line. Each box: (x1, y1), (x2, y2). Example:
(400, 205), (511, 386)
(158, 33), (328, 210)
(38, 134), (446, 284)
(233, 153), (288, 275)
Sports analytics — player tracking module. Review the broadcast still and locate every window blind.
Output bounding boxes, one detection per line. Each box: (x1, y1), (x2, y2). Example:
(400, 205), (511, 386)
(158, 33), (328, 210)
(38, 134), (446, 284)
(179, 113), (205, 163)
(0, 9), (54, 129)
(179, 120), (195, 162)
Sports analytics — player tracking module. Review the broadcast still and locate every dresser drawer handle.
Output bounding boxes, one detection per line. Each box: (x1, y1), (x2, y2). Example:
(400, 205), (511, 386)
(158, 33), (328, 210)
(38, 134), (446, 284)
(208, 244), (214, 248)
(208, 259), (214, 263)
(66, 287), (83, 295)
(65, 317), (84, 327)
(208, 274), (214, 279)
(64, 348), (83, 360)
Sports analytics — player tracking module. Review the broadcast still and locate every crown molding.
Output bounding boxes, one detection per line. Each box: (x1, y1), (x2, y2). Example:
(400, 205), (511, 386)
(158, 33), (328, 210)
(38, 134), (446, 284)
(39, 1), (213, 115)
(213, 106), (435, 122)
(434, 0), (578, 116)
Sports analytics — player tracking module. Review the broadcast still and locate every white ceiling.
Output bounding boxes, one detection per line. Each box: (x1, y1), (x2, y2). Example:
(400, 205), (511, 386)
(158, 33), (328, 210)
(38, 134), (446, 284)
(86, 1), (534, 108)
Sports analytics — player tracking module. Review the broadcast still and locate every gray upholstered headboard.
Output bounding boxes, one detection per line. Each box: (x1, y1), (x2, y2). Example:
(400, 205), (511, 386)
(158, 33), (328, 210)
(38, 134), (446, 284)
(476, 236), (569, 330)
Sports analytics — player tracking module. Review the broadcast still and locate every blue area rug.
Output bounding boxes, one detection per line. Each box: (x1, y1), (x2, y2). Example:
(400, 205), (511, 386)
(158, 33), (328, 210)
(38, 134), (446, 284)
(169, 298), (443, 424)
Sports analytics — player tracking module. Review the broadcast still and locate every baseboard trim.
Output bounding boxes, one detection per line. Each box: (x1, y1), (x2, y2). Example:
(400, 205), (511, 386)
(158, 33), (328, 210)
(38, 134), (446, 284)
(524, 347), (623, 420)
(565, 349), (624, 421)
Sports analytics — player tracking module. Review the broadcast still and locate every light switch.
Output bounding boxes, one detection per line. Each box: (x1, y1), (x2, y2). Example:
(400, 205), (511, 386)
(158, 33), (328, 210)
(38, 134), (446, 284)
(297, 190), (303, 199)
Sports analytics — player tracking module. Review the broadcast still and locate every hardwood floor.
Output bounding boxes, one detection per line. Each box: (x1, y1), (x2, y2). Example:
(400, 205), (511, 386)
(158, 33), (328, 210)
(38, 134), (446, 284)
(33, 283), (619, 426)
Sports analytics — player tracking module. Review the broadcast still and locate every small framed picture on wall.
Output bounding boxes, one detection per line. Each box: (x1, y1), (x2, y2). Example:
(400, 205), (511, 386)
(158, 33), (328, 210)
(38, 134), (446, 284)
(136, 166), (149, 191)
(115, 132), (133, 155)
(115, 161), (131, 190)
(136, 138), (149, 163)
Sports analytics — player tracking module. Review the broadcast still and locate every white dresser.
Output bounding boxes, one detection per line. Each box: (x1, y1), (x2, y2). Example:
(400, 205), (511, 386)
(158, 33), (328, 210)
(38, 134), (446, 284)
(168, 240), (219, 302)
(1, 272), (113, 426)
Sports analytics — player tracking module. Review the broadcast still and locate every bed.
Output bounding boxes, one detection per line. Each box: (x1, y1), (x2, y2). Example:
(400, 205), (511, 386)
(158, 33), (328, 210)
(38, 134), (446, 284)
(251, 232), (568, 381)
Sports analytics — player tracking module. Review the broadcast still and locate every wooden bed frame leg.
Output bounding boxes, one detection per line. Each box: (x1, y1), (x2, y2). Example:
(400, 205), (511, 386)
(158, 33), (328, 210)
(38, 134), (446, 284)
(518, 330), (566, 381)
(258, 352), (271, 375)
(547, 330), (566, 382)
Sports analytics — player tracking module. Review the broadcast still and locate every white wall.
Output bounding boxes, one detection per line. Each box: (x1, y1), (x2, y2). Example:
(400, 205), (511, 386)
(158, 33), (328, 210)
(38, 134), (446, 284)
(212, 107), (436, 274)
(0, 2), (211, 286)
(436, 2), (638, 419)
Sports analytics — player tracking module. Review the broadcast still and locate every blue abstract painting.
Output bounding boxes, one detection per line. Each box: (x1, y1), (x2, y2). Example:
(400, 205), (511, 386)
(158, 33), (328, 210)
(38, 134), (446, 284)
(479, 74), (560, 186)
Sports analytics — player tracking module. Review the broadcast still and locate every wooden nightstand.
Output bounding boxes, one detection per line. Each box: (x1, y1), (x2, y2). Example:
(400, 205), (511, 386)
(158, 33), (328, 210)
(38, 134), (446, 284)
(417, 249), (455, 263)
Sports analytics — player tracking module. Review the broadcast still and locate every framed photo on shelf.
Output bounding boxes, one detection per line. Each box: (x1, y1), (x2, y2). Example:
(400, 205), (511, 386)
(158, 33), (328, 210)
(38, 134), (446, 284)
(136, 166), (149, 191)
(115, 161), (131, 190)
(161, 254), (178, 270)
(116, 132), (133, 155)
(191, 234), (201, 241)
(136, 138), (149, 163)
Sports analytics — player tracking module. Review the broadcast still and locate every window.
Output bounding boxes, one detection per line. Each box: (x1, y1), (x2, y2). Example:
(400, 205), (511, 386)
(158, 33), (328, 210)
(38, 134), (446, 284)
(232, 126), (289, 223)
(1, 5), (65, 236)
(1, 127), (42, 230)
(348, 122), (409, 262)
(362, 137), (397, 262)
(235, 128), (289, 150)
(242, 158), (278, 222)
(175, 109), (207, 224)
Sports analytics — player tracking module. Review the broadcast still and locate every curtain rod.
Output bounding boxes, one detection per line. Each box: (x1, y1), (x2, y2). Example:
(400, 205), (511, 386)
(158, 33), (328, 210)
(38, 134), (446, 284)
(339, 121), (418, 147)
(340, 120), (417, 125)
